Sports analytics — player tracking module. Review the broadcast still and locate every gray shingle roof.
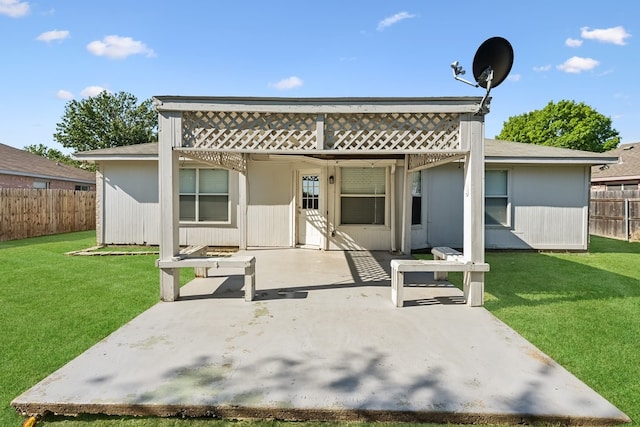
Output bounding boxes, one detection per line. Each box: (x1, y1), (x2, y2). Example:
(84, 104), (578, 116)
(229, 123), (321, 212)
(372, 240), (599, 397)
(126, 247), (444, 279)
(485, 139), (617, 164)
(0, 143), (95, 183)
(74, 142), (158, 158)
(75, 140), (618, 166)
(591, 142), (640, 181)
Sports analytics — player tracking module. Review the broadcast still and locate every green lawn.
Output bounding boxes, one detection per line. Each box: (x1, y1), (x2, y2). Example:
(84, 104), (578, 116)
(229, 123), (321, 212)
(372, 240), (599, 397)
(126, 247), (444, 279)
(1, 232), (638, 426)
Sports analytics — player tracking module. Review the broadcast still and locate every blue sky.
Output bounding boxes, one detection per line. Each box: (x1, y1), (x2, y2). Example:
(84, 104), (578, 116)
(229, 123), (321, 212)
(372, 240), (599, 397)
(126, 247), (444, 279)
(1, 0), (638, 154)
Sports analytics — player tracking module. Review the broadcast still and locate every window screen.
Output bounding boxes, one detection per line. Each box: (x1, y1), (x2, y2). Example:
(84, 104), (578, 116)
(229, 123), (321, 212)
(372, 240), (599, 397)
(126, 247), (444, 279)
(485, 170), (508, 226)
(340, 167), (386, 225)
(179, 168), (229, 222)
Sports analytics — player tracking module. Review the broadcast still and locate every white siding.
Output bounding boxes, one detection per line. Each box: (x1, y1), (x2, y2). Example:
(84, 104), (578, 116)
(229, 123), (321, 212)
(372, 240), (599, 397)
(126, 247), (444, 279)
(99, 160), (240, 246)
(178, 167), (240, 246)
(100, 161), (159, 245)
(247, 160), (292, 247)
(418, 164), (464, 249)
(498, 165), (588, 250)
(422, 163), (590, 250)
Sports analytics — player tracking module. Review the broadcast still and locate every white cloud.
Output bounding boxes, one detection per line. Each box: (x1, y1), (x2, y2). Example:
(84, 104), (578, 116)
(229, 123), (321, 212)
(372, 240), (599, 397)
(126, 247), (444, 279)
(507, 74), (521, 82)
(87, 35), (155, 59)
(581, 26), (631, 45)
(0, 0), (29, 17)
(80, 86), (109, 97)
(268, 76), (303, 90)
(533, 64), (551, 72)
(377, 11), (416, 31)
(36, 30), (70, 43)
(56, 89), (73, 100)
(565, 38), (583, 48)
(557, 56), (599, 73)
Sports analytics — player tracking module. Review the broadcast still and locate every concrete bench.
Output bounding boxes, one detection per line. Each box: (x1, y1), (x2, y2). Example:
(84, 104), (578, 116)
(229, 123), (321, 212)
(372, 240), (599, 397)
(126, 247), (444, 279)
(390, 259), (489, 308)
(156, 255), (256, 301)
(178, 245), (208, 277)
(431, 246), (463, 280)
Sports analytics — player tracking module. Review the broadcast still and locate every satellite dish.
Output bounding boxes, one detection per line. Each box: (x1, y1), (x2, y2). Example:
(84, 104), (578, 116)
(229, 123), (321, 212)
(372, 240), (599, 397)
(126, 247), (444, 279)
(472, 37), (514, 89)
(450, 36), (514, 114)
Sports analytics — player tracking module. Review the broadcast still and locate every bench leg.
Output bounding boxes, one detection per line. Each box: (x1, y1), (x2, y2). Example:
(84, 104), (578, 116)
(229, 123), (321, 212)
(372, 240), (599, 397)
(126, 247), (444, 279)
(391, 268), (404, 308)
(244, 264), (255, 302)
(160, 268), (180, 302)
(464, 271), (484, 307)
(433, 255), (448, 281)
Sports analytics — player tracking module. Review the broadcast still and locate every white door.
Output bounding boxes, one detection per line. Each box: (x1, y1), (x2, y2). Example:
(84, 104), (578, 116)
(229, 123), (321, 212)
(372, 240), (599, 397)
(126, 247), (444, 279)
(297, 170), (323, 247)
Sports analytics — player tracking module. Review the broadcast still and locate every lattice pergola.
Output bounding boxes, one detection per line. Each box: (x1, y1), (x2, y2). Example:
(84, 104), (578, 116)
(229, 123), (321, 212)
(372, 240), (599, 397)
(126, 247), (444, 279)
(155, 96), (487, 306)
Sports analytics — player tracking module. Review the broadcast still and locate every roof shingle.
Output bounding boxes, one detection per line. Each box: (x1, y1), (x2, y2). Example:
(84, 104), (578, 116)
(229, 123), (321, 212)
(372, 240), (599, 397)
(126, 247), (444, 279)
(0, 143), (95, 183)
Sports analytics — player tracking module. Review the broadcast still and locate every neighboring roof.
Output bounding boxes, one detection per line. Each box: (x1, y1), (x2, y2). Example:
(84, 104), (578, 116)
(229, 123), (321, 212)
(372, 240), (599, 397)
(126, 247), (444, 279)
(77, 140), (619, 166)
(0, 143), (95, 184)
(485, 139), (618, 165)
(591, 142), (640, 182)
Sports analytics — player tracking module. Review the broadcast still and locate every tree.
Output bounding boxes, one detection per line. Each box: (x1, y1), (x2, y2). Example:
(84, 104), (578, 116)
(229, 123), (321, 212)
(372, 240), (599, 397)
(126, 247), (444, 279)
(496, 100), (620, 152)
(54, 91), (157, 152)
(24, 143), (96, 171)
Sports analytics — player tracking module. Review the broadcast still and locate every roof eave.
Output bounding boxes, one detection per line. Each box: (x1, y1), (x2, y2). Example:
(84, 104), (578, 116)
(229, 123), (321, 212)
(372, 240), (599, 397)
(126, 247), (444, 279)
(0, 169), (95, 184)
(486, 156), (619, 165)
(74, 155), (158, 162)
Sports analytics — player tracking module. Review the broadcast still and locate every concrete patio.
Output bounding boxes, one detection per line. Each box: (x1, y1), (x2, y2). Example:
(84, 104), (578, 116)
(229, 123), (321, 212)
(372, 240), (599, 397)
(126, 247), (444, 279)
(13, 249), (630, 425)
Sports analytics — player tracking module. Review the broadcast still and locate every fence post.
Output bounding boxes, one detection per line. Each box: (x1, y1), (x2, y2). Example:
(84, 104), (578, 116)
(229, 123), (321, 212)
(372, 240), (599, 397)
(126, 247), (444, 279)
(625, 198), (630, 241)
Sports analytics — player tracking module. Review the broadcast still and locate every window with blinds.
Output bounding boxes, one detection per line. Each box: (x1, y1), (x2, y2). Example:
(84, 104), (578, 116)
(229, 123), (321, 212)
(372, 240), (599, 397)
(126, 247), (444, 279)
(340, 167), (386, 225)
(179, 168), (229, 222)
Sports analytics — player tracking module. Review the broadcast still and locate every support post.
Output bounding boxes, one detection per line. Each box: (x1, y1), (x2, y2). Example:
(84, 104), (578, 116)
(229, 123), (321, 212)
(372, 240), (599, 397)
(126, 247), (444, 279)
(158, 111), (182, 301)
(461, 114), (486, 306)
(239, 158), (248, 250)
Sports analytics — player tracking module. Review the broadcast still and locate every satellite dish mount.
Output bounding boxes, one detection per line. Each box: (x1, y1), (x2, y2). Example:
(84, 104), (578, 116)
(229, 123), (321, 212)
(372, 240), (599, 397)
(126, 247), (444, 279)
(451, 37), (513, 114)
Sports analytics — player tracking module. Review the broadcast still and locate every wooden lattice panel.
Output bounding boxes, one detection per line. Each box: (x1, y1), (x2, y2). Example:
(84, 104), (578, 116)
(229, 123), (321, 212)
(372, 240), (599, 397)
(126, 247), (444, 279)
(325, 113), (460, 151)
(408, 153), (466, 172)
(182, 111), (317, 151)
(175, 149), (247, 173)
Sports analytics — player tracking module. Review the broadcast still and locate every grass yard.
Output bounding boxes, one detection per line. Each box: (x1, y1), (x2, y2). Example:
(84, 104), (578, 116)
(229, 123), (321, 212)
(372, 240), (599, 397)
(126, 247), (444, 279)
(1, 232), (638, 426)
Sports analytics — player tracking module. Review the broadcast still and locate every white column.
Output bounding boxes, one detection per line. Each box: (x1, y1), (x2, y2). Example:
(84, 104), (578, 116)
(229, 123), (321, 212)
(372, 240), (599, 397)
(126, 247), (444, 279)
(462, 114), (486, 306)
(390, 164), (396, 253)
(239, 158), (248, 250)
(158, 111), (181, 301)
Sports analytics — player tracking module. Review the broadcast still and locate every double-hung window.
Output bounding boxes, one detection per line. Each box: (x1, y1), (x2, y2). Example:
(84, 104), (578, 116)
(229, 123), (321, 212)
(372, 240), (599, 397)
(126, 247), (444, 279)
(179, 168), (229, 222)
(340, 167), (386, 225)
(485, 169), (509, 226)
(411, 171), (422, 226)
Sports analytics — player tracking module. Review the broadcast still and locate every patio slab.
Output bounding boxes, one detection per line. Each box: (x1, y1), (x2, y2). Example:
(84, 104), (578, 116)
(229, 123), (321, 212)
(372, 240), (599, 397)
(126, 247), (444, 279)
(12, 249), (630, 424)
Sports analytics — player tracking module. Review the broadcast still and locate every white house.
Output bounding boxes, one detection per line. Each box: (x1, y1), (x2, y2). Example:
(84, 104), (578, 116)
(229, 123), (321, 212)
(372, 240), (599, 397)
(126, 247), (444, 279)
(77, 132), (616, 252)
(75, 96), (616, 303)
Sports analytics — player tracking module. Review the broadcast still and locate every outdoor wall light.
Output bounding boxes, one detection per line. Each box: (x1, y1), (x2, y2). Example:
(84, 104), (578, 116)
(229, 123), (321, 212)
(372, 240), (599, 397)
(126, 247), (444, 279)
(329, 176), (335, 184)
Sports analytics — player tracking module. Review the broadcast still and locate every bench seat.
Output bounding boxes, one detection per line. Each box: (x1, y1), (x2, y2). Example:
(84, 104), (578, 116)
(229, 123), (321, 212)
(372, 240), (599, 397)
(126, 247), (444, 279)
(156, 255), (256, 301)
(390, 259), (489, 308)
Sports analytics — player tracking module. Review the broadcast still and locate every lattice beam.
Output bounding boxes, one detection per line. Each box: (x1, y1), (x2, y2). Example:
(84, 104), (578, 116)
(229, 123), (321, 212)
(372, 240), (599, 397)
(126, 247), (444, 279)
(407, 153), (467, 172)
(175, 149), (247, 173)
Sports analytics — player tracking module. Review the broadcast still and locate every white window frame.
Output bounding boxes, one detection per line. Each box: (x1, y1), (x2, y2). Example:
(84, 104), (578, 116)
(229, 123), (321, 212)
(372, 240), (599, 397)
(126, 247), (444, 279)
(338, 166), (388, 227)
(33, 181), (49, 189)
(179, 167), (230, 225)
(485, 169), (511, 228)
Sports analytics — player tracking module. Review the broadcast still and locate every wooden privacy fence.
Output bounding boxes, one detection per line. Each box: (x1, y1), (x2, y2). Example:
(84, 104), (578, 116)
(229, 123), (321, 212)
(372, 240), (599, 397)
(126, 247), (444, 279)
(590, 190), (640, 241)
(0, 188), (96, 242)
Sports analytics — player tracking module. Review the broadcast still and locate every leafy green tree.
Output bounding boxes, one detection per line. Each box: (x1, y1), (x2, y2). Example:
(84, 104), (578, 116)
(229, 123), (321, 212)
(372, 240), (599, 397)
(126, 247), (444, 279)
(24, 143), (96, 171)
(496, 100), (620, 152)
(54, 91), (157, 152)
